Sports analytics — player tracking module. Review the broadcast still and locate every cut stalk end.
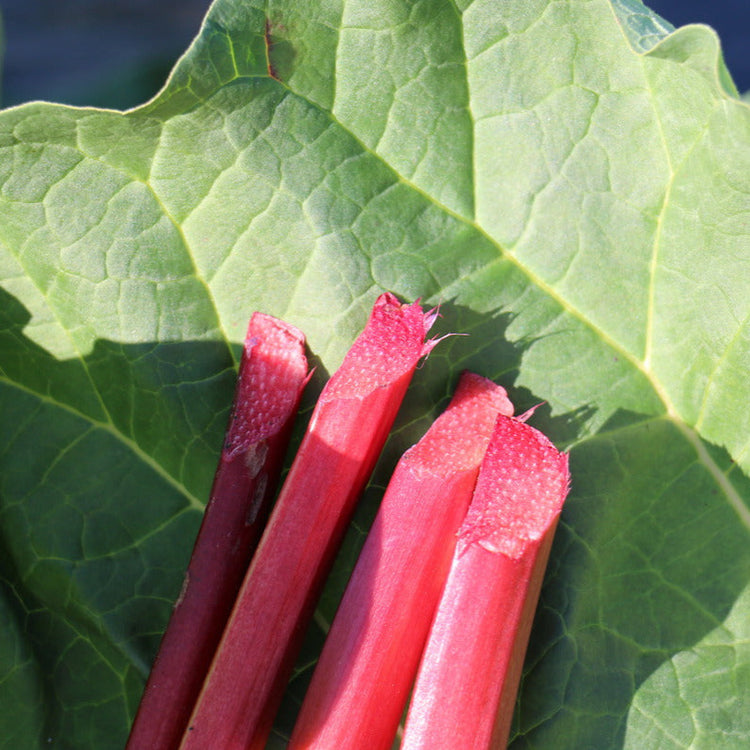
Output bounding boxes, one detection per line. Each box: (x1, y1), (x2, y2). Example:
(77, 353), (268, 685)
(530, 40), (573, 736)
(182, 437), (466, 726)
(402, 414), (570, 750)
(126, 313), (307, 750)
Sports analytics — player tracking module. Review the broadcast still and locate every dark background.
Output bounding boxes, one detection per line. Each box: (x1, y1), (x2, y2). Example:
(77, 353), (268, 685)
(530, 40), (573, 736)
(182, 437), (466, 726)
(0, 0), (210, 109)
(649, 0), (749, 92)
(0, 0), (748, 110)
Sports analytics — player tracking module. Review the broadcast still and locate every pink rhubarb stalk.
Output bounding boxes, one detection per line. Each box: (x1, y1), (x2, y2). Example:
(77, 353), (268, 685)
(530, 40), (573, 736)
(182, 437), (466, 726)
(180, 293), (435, 750)
(126, 313), (308, 750)
(288, 371), (513, 750)
(401, 414), (570, 750)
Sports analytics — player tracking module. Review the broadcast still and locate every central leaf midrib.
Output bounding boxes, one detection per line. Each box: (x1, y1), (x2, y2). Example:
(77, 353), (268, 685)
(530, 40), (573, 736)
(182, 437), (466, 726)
(239, 68), (658, 396)
(127, 51), (664, 410)
(249, 73), (750, 531)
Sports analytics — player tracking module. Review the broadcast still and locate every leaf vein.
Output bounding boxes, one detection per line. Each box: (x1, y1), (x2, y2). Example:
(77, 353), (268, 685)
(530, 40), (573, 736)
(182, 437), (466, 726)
(0, 375), (203, 511)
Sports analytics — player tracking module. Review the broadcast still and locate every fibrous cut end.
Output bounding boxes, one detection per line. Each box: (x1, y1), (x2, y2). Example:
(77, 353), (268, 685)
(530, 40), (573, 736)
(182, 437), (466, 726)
(404, 372), (514, 479)
(224, 313), (308, 456)
(459, 415), (570, 558)
(323, 293), (436, 401)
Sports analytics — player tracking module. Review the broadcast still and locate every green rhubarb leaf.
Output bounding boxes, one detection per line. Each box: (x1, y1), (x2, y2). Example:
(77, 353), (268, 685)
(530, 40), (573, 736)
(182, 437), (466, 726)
(1, 1), (749, 748)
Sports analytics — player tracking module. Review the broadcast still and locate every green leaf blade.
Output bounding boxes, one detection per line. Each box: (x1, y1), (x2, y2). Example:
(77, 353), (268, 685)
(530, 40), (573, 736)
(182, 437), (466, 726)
(1, 1), (748, 748)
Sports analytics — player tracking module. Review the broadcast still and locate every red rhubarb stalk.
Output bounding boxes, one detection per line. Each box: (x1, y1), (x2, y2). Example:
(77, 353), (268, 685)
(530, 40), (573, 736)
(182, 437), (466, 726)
(180, 293), (436, 750)
(126, 313), (308, 750)
(288, 371), (513, 750)
(401, 414), (570, 750)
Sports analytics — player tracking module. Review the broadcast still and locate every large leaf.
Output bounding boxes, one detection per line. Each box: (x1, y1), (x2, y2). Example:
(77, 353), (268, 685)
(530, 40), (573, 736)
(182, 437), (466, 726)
(1, 0), (749, 747)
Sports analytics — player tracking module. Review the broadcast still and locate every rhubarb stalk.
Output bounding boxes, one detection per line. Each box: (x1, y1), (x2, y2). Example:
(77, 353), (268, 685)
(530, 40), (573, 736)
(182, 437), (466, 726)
(288, 371), (513, 750)
(180, 293), (435, 750)
(401, 414), (570, 750)
(126, 313), (308, 750)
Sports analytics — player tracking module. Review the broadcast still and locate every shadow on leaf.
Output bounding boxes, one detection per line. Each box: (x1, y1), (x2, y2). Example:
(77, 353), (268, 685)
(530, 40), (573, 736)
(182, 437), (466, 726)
(514, 409), (750, 748)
